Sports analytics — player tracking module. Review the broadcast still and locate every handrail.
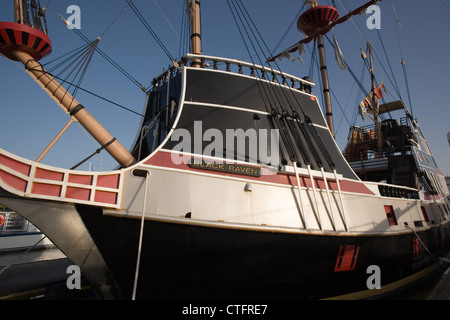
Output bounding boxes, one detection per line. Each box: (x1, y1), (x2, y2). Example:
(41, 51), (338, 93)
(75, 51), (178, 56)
(150, 54), (315, 94)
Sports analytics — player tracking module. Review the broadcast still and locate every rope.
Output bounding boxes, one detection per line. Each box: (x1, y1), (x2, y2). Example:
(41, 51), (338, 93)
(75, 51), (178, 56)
(407, 225), (440, 264)
(375, 29), (402, 100)
(402, 59), (413, 117)
(228, 0), (338, 172)
(270, 2), (306, 57)
(98, 2), (130, 39)
(132, 170), (150, 300)
(153, 0), (180, 41)
(126, 0), (176, 63)
(178, 2), (189, 58)
(70, 137), (116, 170)
(58, 14), (147, 92)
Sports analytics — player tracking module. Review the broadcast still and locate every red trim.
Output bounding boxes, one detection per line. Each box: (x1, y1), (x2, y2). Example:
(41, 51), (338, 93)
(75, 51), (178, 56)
(412, 238), (421, 261)
(31, 182), (61, 197)
(0, 153), (31, 176)
(66, 187), (91, 201)
(0, 169), (28, 192)
(144, 151), (374, 195)
(0, 28), (10, 44)
(334, 244), (359, 272)
(0, 22), (52, 61)
(94, 190), (118, 205)
(35, 167), (64, 181)
(97, 174), (120, 189)
(384, 205), (398, 226)
(69, 174), (93, 185)
(297, 6), (339, 35)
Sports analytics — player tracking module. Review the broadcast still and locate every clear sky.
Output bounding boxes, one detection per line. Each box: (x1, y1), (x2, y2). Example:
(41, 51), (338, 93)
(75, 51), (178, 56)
(0, 0), (449, 176)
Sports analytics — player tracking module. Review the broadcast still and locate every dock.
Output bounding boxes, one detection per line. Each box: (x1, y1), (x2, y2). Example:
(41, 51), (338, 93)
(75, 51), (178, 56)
(0, 247), (94, 300)
(426, 259), (450, 300)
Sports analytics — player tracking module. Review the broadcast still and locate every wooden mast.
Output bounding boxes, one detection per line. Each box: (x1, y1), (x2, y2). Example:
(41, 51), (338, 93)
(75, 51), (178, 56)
(13, 0), (23, 24)
(317, 34), (334, 137)
(367, 42), (383, 157)
(186, 0), (202, 67)
(307, 1), (334, 137)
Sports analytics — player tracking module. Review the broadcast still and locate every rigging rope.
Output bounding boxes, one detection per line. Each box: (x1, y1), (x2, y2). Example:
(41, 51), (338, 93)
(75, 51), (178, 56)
(402, 59), (413, 117)
(270, 2), (306, 57)
(126, 0), (176, 63)
(375, 29), (402, 100)
(59, 14), (147, 92)
(178, 1), (190, 58)
(227, 0), (337, 171)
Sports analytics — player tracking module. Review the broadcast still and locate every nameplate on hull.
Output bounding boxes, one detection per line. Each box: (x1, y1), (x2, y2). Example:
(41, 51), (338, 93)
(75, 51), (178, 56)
(189, 159), (261, 177)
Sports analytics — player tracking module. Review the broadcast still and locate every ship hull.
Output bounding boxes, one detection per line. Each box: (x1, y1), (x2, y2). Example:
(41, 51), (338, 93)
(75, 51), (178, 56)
(78, 204), (450, 300)
(1, 187), (449, 300)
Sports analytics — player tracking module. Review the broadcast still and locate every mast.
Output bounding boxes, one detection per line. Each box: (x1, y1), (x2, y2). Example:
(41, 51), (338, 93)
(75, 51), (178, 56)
(186, 0), (202, 67)
(14, 0), (24, 24)
(270, 0), (380, 138)
(317, 34), (334, 137)
(305, 0), (336, 137)
(1, 1), (137, 168)
(367, 42), (383, 157)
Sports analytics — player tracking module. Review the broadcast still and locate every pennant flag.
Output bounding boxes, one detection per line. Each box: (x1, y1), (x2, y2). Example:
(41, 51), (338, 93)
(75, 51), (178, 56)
(333, 34), (347, 70)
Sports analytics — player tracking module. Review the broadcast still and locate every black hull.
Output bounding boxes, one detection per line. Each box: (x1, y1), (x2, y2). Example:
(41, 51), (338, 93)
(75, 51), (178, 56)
(77, 205), (450, 300)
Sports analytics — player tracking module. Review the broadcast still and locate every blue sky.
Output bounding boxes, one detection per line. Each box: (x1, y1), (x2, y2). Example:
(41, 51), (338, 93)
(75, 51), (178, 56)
(0, 0), (449, 176)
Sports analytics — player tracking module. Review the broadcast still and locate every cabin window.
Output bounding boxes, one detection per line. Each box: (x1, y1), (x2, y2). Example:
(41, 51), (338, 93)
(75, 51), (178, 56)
(420, 206), (429, 222)
(384, 205), (398, 226)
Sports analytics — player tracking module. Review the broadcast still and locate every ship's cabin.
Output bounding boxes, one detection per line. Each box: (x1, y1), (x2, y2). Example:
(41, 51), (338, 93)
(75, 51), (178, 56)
(343, 100), (446, 197)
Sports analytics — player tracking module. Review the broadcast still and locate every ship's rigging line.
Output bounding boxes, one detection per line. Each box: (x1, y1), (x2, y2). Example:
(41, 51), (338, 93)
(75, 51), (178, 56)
(305, 36), (353, 134)
(336, 0), (414, 120)
(320, 34), (388, 125)
(270, 2), (306, 58)
(227, 0), (336, 173)
(58, 13), (147, 92)
(126, 0), (176, 64)
(227, 0), (333, 228)
(34, 41), (172, 168)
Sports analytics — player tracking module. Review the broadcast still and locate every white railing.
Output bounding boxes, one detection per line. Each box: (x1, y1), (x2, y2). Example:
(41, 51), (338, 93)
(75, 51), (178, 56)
(151, 53), (315, 94)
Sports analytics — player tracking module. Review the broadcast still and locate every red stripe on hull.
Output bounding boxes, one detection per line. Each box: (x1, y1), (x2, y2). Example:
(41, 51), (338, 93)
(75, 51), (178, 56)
(144, 151), (374, 195)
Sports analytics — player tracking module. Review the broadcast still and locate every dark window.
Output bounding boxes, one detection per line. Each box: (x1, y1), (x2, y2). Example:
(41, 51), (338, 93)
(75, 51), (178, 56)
(384, 205), (398, 226)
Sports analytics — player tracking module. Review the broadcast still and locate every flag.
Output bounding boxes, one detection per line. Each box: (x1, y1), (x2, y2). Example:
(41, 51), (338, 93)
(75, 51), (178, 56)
(333, 34), (347, 70)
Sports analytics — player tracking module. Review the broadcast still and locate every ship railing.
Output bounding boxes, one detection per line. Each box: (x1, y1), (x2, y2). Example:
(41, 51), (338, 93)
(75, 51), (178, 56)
(375, 182), (420, 200)
(150, 53), (315, 94)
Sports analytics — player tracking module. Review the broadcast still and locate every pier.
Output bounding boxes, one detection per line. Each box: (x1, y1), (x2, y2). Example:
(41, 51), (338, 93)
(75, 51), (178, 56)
(0, 247), (94, 300)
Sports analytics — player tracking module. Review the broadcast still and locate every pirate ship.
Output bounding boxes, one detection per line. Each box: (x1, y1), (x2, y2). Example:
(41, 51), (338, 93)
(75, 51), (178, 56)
(0, 0), (449, 299)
